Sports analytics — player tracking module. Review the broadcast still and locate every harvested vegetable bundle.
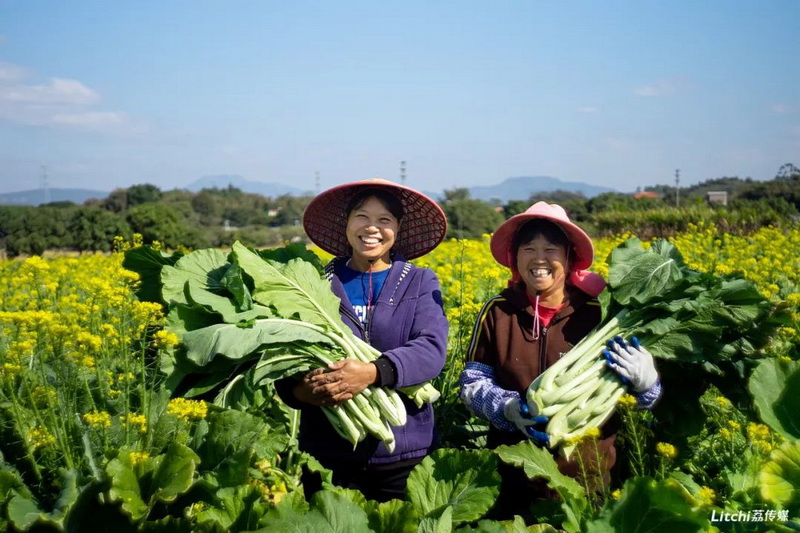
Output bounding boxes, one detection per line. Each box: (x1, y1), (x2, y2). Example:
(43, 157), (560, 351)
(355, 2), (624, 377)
(526, 238), (787, 458)
(123, 241), (440, 452)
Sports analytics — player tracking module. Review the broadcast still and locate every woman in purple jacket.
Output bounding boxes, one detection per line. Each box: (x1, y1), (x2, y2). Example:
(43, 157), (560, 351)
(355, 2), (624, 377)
(276, 178), (449, 502)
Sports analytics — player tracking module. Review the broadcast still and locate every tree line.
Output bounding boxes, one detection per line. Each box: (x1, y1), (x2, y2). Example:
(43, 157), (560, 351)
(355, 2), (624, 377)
(1, 165), (798, 257)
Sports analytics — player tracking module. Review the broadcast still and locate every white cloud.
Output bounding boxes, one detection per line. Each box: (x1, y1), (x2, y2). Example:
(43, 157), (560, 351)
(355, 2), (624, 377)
(0, 61), (27, 82)
(0, 60), (144, 134)
(634, 77), (689, 98)
(771, 104), (790, 114)
(576, 106), (599, 113)
(0, 77), (98, 105)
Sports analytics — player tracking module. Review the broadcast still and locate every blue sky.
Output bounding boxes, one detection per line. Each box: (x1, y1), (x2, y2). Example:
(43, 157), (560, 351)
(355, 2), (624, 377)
(0, 1), (798, 195)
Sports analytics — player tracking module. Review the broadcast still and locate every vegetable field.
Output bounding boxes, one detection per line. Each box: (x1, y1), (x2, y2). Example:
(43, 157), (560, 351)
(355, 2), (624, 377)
(0, 225), (799, 532)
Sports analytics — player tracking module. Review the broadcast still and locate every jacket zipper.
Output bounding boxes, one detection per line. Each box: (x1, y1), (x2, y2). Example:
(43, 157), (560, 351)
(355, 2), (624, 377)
(340, 305), (365, 340)
(538, 325), (548, 372)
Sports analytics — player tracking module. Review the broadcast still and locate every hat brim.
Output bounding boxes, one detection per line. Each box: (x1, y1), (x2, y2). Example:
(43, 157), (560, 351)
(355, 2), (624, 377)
(303, 178), (447, 260)
(490, 212), (594, 271)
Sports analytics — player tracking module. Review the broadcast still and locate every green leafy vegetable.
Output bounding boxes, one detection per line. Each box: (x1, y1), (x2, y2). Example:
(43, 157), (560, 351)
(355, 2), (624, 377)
(124, 241), (441, 453)
(406, 448), (500, 526)
(526, 238), (787, 458)
(748, 357), (800, 440)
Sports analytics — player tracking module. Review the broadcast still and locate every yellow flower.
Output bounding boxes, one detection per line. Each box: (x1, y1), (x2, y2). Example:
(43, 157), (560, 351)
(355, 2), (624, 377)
(121, 413), (148, 433)
(655, 442), (678, 460)
(128, 451), (150, 466)
(714, 396), (731, 409)
(564, 427), (601, 445)
(167, 398), (208, 422)
(746, 423), (770, 441)
(584, 427), (601, 440)
(185, 502), (207, 519)
(83, 410), (112, 429)
(151, 329), (179, 349)
(617, 394), (638, 410)
(1, 363), (23, 375)
(611, 489), (622, 501)
(719, 428), (732, 441)
(27, 427), (57, 450)
(727, 420), (741, 431)
(697, 486), (715, 506)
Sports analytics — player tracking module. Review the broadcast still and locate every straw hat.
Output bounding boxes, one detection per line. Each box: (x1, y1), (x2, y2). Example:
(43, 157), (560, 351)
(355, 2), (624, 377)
(490, 201), (594, 271)
(303, 178), (447, 259)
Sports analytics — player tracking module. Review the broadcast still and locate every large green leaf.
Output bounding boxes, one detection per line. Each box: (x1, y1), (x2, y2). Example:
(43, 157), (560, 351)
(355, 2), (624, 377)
(122, 246), (183, 303)
(107, 456), (150, 521)
(233, 241), (347, 332)
(608, 238), (684, 307)
(107, 443), (199, 522)
(456, 516), (558, 532)
(495, 442), (586, 531)
(407, 448), (500, 525)
(197, 409), (286, 487)
(180, 318), (340, 367)
(759, 440), (800, 513)
(220, 261), (253, 311)
(585, 477), (709, 532)
(150, 442), (200, 503)
(313, 490), (374, 532)
(259, 489), (373, 532)
(195, 484), (268, 531)
(749, 358), (800, 440)
(419, 505), (453, 533)
(364, 498), (419, 533)
(6, 475), (82, 532)
(161, 248), (230, 306)
(258, 242), (324, 274)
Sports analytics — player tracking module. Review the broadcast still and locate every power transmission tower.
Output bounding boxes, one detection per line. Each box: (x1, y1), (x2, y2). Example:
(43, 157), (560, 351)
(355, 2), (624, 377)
(400, 161), (406, 185)
(674, 169), (680, 208)
(315, 171), (320, 193)
(40, 165), (50, 204)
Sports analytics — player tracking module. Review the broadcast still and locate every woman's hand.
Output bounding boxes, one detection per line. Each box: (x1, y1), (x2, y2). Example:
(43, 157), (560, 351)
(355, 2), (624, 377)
(310, 359), (378, 402)
(291, 368), (331, 407)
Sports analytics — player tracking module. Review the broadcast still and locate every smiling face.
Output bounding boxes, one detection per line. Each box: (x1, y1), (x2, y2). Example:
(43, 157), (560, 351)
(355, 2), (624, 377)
(515, 234), (570, 304)
(345, 195), (399, 271)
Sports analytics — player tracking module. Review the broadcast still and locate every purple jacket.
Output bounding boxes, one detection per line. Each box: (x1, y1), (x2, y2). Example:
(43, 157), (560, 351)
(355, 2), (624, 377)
(276, 256), (449, 464)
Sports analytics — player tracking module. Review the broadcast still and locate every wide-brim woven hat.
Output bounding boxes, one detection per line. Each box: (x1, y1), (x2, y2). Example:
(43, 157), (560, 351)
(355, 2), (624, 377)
(303, 178), (447, 260)
(490, 201), (594, 271)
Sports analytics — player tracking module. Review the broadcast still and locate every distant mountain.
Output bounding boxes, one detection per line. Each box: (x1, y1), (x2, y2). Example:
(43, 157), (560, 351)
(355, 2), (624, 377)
(0, 188), (108, 206)
(466, 176), (616, 203)
(186, 174), (309, 197)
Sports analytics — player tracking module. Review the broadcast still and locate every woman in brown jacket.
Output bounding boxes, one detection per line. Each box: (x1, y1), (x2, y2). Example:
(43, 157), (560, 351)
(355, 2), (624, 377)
(458, 202), (662, 520)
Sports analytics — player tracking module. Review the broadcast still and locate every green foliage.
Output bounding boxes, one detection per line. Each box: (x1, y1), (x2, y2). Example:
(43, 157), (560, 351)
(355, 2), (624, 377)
(442, 198), (505, 239)
(585, 477), (710, 532)
(748, 358), (800, 440)
(407, 448), (501, 526)
(126, 203), (210, 249)
(68, 207), (132, 252)
(759, 440), (800, 514)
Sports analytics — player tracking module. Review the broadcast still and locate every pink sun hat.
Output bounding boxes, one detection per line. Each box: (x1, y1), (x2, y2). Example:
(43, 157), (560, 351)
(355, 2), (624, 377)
(490, 202), (605, 297)
(303, 178), (448, 260)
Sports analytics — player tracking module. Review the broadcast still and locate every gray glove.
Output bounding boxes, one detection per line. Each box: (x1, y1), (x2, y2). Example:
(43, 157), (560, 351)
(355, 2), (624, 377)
(604, 336), (659, 392)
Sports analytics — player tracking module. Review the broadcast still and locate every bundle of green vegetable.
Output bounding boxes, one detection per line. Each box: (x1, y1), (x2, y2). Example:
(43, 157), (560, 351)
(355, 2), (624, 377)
(123, 241), (440, 453)
(526, 238), (786, 458)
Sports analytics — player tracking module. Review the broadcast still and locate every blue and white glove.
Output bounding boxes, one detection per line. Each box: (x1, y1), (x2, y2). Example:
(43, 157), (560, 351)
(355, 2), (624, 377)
(503, 397), (550, 447)
(603, 336), (659, 393)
